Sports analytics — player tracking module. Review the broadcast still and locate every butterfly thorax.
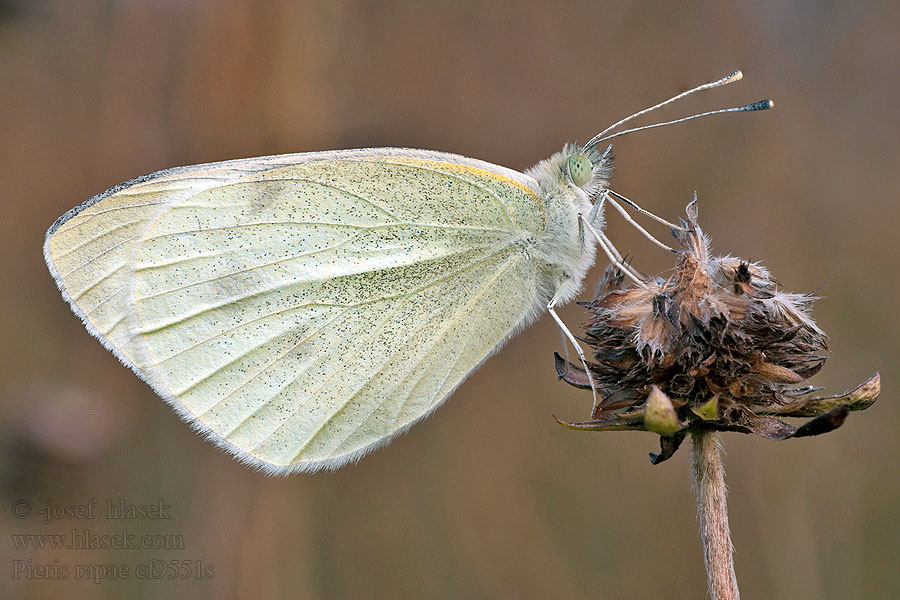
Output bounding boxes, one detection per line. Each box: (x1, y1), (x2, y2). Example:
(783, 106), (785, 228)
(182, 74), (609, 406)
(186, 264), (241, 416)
(525, 145), (613, 310)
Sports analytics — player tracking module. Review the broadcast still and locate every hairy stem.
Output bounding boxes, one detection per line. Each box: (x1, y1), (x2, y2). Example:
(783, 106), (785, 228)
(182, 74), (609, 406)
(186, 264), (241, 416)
(691, 429), (739, 600)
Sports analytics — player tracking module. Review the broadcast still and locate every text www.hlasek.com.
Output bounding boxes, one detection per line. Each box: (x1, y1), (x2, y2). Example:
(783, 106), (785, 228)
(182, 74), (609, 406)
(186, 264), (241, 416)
(12, 529), (184, 550)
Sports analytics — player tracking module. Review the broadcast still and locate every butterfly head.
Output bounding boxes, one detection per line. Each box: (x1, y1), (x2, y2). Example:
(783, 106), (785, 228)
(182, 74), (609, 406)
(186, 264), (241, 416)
(564, 142), (613, 200)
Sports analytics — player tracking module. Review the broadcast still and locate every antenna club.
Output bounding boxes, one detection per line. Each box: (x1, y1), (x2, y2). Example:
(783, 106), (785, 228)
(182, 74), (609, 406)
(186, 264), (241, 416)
(584, 71), (769, 149)
(745, 99), (774, 111)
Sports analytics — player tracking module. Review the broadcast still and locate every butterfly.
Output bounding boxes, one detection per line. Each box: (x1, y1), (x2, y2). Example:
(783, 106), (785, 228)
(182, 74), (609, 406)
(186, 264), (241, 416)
(44, 71), (769, 473)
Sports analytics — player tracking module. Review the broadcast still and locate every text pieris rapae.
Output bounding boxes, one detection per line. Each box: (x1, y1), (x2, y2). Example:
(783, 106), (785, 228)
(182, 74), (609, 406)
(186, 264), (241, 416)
(44, 71), (770, 474)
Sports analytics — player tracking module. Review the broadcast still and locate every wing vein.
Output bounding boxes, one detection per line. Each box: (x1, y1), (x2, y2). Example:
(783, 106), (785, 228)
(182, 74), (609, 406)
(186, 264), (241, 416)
(145, 175), (404, 223)
(152, 302), (335, 366)
(371, 159), (518, 230)
(139, 220), (512, 246)
(100, 312), (128, 336)
(73, 262), (127, 303)
(246, 293), (416, 454)
(395, 311), (479, 424)
(297, 251), (524, 462)
(136, 242), (511, 334)
(187, 306), (352, 406)
(59, 235), (141, 277)
(134, 230), (365, 272)
(65, 200), (174, 228)
(266, 175), (403, 222)
(223, 298), (410, 443)
(54, 221), (136, 259)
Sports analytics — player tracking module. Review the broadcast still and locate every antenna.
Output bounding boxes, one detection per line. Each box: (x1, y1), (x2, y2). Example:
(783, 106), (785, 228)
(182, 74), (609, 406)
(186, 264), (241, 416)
(588, 100), (773, 146)
(584, 70), (772, 149)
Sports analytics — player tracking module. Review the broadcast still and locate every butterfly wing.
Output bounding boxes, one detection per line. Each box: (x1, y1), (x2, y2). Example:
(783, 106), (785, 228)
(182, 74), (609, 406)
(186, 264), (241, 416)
(44, 149), (547, 473)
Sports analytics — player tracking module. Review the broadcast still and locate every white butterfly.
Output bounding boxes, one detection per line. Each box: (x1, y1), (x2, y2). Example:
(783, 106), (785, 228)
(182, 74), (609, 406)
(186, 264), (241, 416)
(44, 71), (769, 474)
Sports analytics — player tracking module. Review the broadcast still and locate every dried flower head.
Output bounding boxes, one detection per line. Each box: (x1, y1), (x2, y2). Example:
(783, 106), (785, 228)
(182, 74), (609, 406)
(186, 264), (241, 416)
(556, 198), (879, 463)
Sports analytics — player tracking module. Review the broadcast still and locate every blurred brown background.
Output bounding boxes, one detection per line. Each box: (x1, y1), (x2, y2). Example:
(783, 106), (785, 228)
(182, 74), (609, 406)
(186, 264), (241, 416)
(1, 1), (897, 598)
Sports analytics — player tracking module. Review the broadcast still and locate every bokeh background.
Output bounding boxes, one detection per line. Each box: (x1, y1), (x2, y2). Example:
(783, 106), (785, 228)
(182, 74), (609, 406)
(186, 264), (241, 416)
(1, 1), (897, 598)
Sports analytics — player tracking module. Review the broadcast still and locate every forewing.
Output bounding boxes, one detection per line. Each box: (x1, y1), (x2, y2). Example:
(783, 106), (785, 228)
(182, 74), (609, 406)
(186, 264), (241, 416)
(45, 150), (545, 473)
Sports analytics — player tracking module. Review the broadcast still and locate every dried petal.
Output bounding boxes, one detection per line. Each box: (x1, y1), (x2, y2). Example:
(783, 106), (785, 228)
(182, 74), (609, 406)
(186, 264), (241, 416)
(553, 413), (645, 432)
(759, 373), (880, 417)
(791, 406), (850, 437)
(554, 352), (592, 389)
(649, 433), (686, 464)
(752, 361), (805, 384)
(721, 409), (797, 440)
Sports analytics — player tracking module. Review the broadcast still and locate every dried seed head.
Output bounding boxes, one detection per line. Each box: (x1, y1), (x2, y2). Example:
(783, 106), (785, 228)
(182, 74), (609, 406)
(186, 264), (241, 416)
(556, 198), (879, 463)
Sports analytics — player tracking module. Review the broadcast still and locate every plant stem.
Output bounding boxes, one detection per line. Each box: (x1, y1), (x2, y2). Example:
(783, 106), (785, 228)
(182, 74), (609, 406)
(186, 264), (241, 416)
(691, 429), (740, 600)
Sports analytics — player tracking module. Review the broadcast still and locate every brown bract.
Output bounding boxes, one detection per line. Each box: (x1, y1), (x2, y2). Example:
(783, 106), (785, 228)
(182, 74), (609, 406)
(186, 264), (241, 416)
(555, 198), (880, 463)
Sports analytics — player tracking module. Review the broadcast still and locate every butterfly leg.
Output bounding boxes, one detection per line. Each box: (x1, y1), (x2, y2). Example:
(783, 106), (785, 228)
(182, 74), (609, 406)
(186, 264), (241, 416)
(603, 192), (679, 253)
(586, 193), (647, 280)
(548, 291), (600, 414)
(580, 214), (651, 290)
(608, 188), (693, 235)
(586, 191), (608, 236)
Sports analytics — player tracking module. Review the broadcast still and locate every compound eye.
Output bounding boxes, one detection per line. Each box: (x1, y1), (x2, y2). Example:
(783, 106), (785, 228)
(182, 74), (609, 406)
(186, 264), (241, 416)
(568, 153), (592, 187)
